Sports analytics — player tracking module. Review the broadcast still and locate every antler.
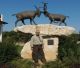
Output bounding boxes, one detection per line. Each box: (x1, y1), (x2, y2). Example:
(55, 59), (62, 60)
(34, 5), (41, 9)
(41, 2), (48, 4)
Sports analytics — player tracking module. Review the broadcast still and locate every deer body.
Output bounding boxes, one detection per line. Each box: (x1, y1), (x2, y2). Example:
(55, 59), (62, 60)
(13, 7), (41, 27)
(43, 11), (68, 26)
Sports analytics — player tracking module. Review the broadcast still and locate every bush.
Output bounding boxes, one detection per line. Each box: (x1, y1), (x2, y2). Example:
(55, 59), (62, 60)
(0, 42), (20, 63)
(3, 31), (33, 43)
(58, 34), (80, 66)
(42, 60), (70, 68)
(1, 31), (80, 68)
(10, 59), (33, 68)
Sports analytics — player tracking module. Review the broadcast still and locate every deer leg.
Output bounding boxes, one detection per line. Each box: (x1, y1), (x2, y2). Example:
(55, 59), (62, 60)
(64, 22), (67, 26)
(54, 21), (58, 23)
(30, 19), (32, 25)
(21, 20), (25, 25)
(32, 19), (37, 25)
(62, 19), (67, 26)
(15, 20), (19, 27)
(50, 19), (53, 24)
(59, 22), (62, 26)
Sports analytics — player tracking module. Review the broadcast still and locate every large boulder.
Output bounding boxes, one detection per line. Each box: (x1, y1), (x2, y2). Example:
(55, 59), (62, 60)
(14, 24), (76, 36)
(20, 38), (59, 61)
(14, 24), (76, 61)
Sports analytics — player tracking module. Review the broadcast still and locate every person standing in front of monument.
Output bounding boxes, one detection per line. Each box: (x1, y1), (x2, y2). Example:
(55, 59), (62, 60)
(30, 29), (46, 67)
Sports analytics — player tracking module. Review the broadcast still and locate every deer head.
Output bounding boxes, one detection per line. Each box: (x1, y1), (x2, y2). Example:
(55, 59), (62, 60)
(35, 6), (41, 17)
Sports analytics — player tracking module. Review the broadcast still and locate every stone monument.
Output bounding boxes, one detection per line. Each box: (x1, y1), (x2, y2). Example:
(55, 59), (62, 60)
(14, 24), (76, 61)
(13, 2), (76, 61)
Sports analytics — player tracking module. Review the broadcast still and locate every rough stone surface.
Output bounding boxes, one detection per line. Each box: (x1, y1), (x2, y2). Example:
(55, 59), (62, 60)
(21, 38), (59, 61)
(14, 24), (76, 36)
(14, 24), (76, 61)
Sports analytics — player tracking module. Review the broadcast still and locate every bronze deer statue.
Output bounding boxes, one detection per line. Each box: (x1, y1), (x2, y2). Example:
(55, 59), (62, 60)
(42, 2), (69, 26)
(12, 6), (41, 27)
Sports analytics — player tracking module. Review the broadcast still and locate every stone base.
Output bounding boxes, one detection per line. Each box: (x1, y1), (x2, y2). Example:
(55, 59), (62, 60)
(14, 24), (76, 61)
(21, 38), (59, 61)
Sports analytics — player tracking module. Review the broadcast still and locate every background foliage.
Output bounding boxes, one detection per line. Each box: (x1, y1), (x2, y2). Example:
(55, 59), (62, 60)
(0, 31), (80, 68)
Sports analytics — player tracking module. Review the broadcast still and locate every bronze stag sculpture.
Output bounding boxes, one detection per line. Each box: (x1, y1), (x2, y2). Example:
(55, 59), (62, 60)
(12, 2), (69, 26)
(12, 6), (41, 26)
(42, 2), (69, 26)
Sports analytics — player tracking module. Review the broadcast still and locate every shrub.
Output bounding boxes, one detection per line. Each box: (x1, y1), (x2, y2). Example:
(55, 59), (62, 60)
(3, 31), (33, 43)
(10, 59), (33, 68)
(0, 42), (20, 63)
(42, 60), (69, 68)
(58, 34), (80, 66)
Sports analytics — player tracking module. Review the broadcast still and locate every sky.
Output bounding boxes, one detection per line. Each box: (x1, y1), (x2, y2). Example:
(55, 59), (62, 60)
(0, 0), (80, 32)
